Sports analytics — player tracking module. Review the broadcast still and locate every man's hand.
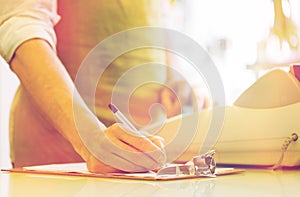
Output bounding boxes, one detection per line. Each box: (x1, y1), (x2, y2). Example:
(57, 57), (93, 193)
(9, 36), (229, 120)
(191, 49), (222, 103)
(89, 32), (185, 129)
(10, 39), (165, 172)
(85, 123), (166, 173)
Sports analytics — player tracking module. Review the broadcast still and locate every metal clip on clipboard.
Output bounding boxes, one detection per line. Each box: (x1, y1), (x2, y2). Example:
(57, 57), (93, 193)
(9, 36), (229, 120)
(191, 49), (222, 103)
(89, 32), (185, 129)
(157, 150), (216, 177)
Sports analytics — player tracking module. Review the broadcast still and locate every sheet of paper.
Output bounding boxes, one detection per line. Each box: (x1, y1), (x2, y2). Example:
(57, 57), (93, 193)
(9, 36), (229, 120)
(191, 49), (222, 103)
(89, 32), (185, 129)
(24, 162), (90, 173)
(7, 162), (244, 181)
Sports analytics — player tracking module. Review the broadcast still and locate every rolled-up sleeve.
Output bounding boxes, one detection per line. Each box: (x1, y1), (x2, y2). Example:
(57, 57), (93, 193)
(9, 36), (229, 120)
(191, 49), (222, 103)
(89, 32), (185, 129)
(0, 0), (60, 63)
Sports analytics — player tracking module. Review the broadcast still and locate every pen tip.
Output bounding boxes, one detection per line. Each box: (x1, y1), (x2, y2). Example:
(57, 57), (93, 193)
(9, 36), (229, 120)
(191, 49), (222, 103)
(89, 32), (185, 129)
(108, 103), (118, 113)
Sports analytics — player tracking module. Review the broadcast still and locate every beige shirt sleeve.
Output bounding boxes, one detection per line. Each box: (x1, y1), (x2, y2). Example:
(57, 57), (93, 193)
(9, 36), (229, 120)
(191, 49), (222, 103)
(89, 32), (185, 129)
(0, 0), (60, 63)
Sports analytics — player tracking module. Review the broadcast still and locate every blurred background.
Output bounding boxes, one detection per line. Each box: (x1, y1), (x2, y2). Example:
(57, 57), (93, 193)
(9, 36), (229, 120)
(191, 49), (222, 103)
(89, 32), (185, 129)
(1, 0), (300, 168)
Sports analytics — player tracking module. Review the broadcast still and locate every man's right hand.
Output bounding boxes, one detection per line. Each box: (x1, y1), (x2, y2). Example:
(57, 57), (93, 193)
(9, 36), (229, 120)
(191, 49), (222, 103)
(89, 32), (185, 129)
(84, 123), (166, 173)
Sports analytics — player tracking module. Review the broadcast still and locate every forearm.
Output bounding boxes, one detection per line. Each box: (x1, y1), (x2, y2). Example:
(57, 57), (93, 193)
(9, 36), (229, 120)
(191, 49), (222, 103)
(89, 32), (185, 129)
(10, 38), (106, 160)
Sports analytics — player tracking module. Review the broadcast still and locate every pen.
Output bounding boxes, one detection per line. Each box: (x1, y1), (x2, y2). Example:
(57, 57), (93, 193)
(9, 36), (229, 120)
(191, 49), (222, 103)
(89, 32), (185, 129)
(108, 103), (140, 134)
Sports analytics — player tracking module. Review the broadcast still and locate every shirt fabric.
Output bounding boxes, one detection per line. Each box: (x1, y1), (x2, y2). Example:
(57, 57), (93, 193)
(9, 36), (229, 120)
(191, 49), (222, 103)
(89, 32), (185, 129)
(0, 0), (172, 166)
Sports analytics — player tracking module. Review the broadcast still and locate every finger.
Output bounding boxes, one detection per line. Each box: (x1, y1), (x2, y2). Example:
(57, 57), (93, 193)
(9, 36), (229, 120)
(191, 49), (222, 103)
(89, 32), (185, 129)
(87, 150), (150, 173)
(148, 135), (167, 170)
(86, 130), (153, 172)
(104, 123), (166, 170)
(105, 124), (162, 152)
(148, 135), (165, 149)
(86, 153), (122, 173)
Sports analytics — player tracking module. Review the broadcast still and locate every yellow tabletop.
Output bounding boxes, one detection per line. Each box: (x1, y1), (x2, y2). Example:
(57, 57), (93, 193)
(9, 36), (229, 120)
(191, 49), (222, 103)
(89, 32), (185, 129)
(1, 168), (299, 197)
